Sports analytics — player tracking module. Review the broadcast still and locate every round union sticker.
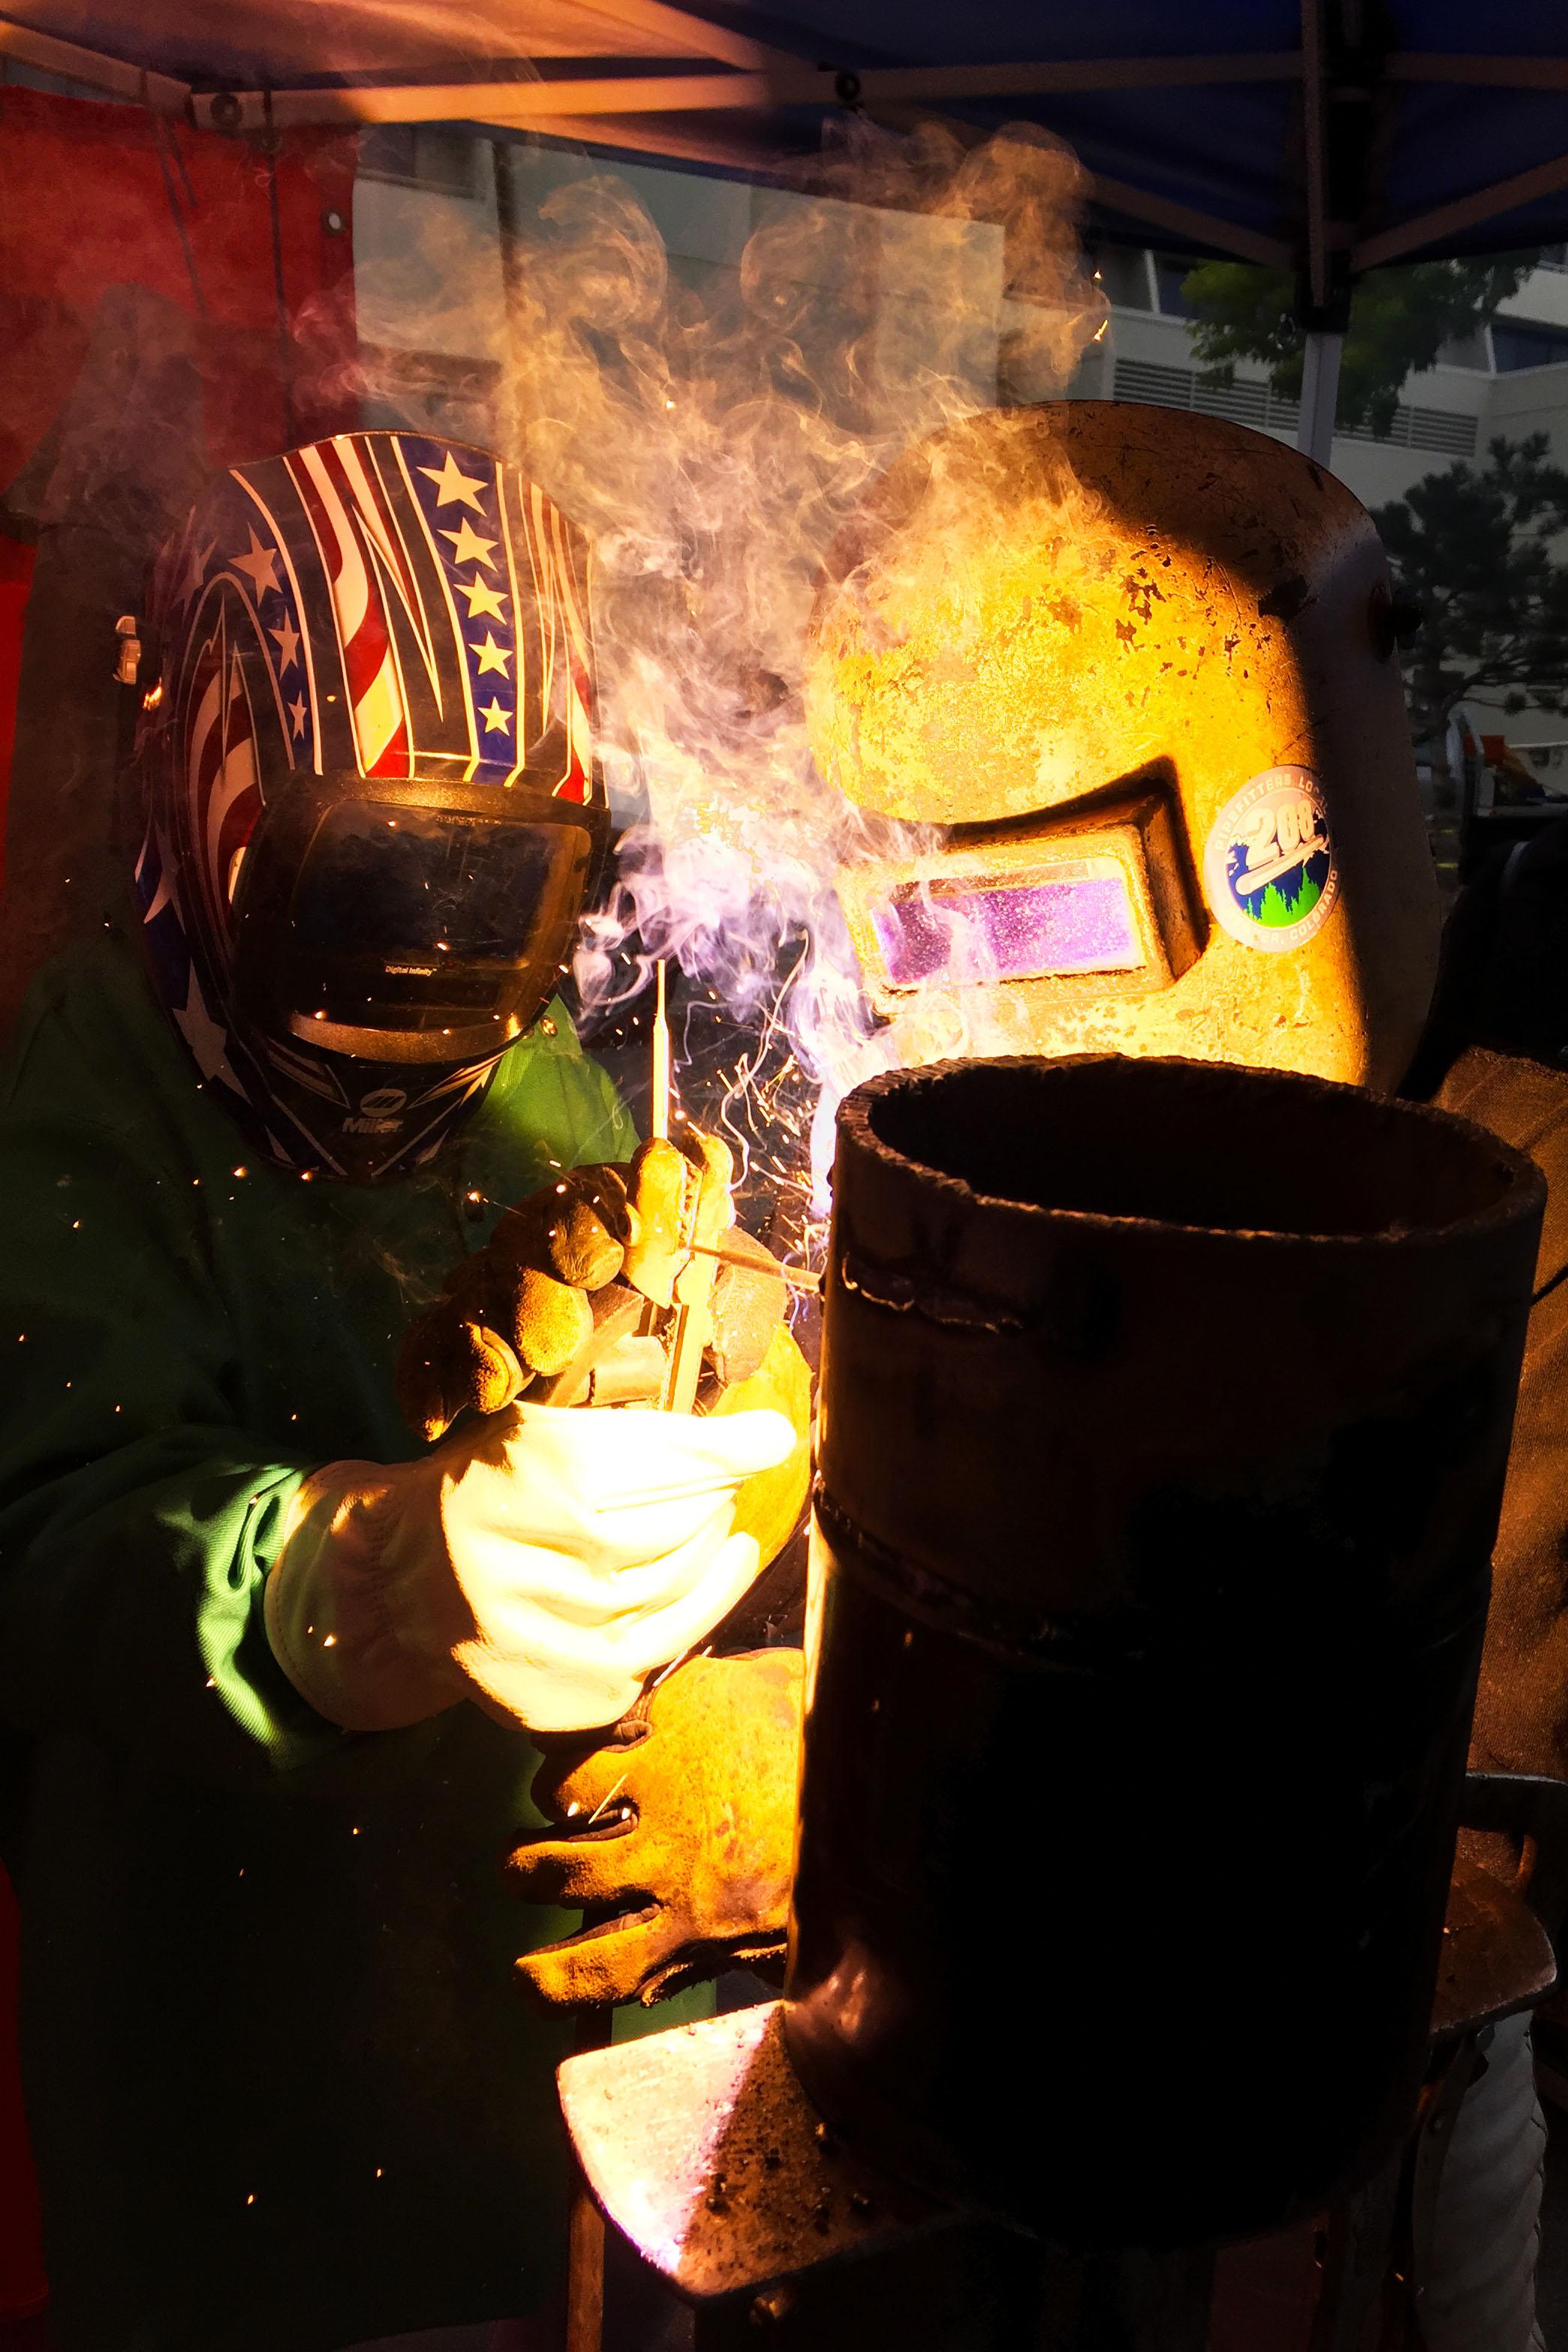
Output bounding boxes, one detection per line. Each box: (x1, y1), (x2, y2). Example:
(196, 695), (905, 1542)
(1203, 766), (1339, 953)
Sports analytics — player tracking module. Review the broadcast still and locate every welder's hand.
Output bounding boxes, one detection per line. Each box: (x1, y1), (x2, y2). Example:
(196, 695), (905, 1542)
(396, 1134), (757, 1443)
(396, 1162), (639, 1442)
(508, 1649), (805, 2007)
(620, 1126), (734, 1303)
(712, 1324), (813, 1572)
(263, 1403), (796, 1736)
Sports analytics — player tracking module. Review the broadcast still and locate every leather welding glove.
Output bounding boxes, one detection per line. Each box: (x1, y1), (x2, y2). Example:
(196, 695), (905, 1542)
(263, 1402), (796, 1736)
(507, 1647), (805, 2006)
(396, 1161), (644, 1442)
(396, 1132), (814, 1575)
(709, 1322), (813, 1571)
(396, 1134), (759, 1443)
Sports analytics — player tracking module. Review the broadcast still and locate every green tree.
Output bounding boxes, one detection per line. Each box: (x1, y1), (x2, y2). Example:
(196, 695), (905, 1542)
(1371, 435), (1568, 803)
(1182, 257), (1534, 435)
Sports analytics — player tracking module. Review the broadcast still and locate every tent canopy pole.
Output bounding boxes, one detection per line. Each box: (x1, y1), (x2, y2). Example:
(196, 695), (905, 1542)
(1297, 330), (1344, 465)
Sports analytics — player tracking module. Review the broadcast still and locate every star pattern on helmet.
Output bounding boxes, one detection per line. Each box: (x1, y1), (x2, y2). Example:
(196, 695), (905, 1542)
(174, 965), (236, 1086)
(145, 436), (607, 1186)
(440, 518), (498, 571)
(457, 573), (507, 622)
(205, 484), (315, 769)
(470, 631), (513, 676)
(185, 535), (218, 601)
(231, 529), (282, 600)
(418, 451), (489, 513)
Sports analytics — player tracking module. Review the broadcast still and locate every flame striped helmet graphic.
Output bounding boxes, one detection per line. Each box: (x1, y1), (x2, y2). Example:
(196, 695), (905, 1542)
(133, 433), (607, 1183)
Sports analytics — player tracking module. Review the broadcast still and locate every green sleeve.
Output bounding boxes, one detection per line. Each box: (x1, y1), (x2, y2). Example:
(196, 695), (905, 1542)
(537, 1031), (637, 1168)
(498, 998), (639, 1167)
(0, 1010), (339, 1781)
(462, 997), (640, 1208)
(0, 957), (638, 1784)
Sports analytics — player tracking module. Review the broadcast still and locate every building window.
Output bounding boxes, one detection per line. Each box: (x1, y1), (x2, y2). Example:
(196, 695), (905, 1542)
(359, 127), (483, 200)
(1436, 327), (1493, 371)
(1090, 245), (1154, 312)
(1491, 319), (1568, 372)
(1153, 254), (1200, 318)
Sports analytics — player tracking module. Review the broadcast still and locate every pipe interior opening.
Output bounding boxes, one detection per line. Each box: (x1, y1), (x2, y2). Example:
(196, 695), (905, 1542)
(864, 1058), (1516, 1241)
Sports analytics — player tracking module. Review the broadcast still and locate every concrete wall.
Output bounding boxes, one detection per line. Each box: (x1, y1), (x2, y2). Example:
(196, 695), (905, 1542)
(1497, 269), (1568, 331)
(1095, 302), (1496, 511)
(1485, 363), (1568, 461)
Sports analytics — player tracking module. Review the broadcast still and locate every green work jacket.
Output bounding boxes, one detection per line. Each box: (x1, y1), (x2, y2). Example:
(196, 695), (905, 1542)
(0, 933), (641, 2352)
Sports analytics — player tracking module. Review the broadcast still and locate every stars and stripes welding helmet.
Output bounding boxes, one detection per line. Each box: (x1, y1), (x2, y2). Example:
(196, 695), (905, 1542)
(131, 431), (609, 1182)
(807, 402), (1440, 1092)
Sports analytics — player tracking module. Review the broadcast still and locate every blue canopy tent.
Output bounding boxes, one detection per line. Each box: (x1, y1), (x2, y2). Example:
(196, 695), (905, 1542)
(2, 1), (1567, 454)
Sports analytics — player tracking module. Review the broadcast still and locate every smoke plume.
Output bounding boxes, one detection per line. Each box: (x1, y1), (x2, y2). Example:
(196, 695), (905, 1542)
(371, 115), (1108, 1233)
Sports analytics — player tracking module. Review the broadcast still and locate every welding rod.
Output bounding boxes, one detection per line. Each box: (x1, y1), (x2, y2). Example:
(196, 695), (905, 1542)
(691, 1238), (822, 1294)
(649, 959), (670, 1143)
(646, 965), (820, 1293)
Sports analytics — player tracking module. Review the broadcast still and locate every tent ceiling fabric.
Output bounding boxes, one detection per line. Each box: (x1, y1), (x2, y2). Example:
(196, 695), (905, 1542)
(4, 1), (1568, 270)
(0, 0), (731, 74)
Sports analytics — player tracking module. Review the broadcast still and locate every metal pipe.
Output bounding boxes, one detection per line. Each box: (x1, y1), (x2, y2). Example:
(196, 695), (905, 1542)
(787, 1053), (1544, 2250)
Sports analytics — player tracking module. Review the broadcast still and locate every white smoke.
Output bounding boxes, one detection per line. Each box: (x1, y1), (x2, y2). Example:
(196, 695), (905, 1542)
(366, 116), (1108, 1234)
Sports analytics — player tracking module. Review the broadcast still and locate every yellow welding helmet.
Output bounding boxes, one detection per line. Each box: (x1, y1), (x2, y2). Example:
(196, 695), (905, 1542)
(806, 402), (1439, 1091)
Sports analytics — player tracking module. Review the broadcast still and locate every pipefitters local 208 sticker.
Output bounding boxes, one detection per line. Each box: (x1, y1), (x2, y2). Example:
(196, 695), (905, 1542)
(1202, 767), (1339, 953)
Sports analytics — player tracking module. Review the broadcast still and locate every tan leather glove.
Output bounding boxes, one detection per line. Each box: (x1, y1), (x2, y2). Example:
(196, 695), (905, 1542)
(507, 1647), (805, 2006)
(713, 1323), (813, 1571)
(396, 1131), (813, 1571)
(396, 1161), (645, 1442)
(396, 1134), (781, 1440)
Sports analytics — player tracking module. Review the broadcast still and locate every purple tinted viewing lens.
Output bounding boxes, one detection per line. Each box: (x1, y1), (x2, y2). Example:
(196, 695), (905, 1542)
(871, 872), (1141, 988)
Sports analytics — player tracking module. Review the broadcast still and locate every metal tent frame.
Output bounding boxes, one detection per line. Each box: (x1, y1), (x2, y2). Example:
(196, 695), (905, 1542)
(4, 2), (1568, 459)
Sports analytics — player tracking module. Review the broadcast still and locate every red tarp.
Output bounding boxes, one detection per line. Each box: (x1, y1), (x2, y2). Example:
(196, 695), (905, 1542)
(0, 84), (359, 491)
(0, 89), (361, 2301)
(0, 541), (32, 902)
